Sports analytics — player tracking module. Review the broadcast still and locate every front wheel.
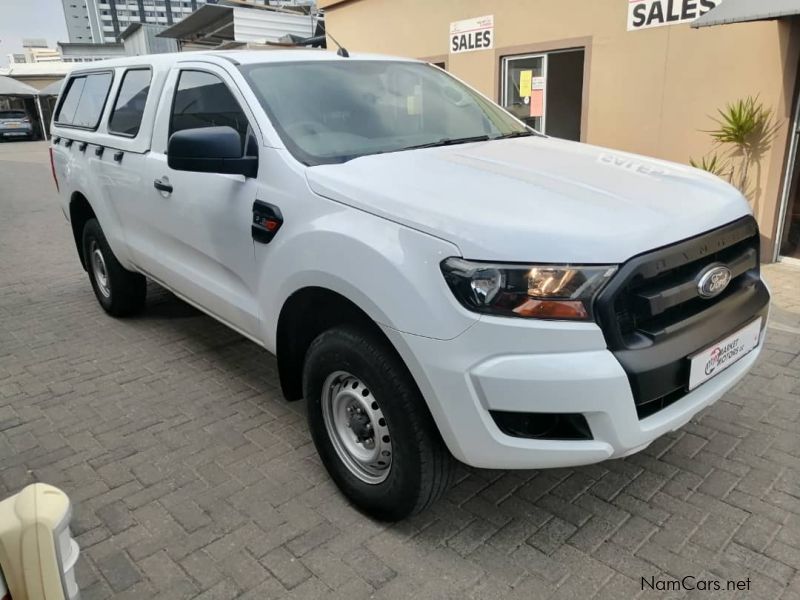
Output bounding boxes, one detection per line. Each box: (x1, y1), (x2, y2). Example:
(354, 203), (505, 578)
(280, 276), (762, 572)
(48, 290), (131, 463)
(303, 326), (455, 521)
(82, 218), (146, 317)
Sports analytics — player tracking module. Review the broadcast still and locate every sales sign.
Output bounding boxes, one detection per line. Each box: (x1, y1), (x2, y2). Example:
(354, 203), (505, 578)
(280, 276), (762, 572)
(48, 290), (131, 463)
(627, 0), (723, 31)
(450, 15), (494, 53)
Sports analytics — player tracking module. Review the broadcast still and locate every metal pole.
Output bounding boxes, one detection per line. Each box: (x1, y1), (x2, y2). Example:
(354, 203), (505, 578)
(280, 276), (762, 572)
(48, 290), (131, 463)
(35, 95), (48, 141)
(774, 87), (800, 261)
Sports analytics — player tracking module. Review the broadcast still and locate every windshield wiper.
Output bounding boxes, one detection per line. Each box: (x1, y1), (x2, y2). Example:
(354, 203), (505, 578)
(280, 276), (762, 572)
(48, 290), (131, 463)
(401, 135), (491, 151)
(339, 131), (535, 163)
(493, 130), (536, 139)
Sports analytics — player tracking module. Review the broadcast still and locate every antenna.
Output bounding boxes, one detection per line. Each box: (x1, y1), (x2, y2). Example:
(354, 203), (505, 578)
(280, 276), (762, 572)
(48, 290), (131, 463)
(327, 31), (349, 58)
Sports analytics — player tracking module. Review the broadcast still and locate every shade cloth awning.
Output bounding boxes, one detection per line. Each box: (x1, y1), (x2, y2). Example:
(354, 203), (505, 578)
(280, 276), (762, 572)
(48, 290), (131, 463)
(37, 79), (65, 97)
(0, 75), (39, 97)
(693, 0), (800, 28)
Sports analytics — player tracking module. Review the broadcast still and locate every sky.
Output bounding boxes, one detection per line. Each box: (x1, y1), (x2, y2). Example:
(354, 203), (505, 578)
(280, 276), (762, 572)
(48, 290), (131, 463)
(0, 0), (69, 67)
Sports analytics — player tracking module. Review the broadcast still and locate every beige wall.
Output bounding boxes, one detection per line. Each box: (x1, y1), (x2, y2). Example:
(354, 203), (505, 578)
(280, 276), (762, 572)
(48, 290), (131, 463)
(321, 0), (800, 260)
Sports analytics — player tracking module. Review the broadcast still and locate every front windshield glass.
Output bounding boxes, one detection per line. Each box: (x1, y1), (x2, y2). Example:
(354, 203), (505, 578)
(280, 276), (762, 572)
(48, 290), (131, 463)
(241, 60), (531, 165)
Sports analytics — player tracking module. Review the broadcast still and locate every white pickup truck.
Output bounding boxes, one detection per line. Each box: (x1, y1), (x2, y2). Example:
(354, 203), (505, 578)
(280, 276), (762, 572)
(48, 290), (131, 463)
(50, 50), (769, 520)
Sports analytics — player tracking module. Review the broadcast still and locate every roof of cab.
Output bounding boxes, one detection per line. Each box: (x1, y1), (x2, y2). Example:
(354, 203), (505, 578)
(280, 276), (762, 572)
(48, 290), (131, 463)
(65, 49), (420, 74)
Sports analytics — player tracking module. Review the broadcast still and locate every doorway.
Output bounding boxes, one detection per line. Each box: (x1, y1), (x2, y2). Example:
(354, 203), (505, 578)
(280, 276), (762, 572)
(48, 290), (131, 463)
(777, 89), (800, 260)
(779, 152), (800, 260)
(500, 48), (585, 141)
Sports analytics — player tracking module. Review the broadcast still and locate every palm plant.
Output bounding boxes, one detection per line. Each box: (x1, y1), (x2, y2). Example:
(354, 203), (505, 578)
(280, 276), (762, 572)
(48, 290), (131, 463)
(689, 153), (731, 180)
(692, 96), (777, 198)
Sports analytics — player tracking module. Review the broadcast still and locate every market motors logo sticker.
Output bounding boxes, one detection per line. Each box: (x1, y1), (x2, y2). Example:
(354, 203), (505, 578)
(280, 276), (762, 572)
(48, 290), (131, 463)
(704, 339), (744, 376)
(697, 264), (731, 299)
(688, 318), (761, 391)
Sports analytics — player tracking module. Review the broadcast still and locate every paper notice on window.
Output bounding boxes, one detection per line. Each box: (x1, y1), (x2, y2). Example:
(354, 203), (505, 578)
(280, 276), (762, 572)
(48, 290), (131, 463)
(519, 70), (532, 98)
(407, 85), (422, 115)
(529, 89), (544, 117)
(531, 76), (546, 91)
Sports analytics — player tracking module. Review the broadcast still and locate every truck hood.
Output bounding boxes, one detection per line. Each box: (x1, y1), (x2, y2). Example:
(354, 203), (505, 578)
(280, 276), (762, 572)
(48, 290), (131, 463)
(305, 136), (751, 263)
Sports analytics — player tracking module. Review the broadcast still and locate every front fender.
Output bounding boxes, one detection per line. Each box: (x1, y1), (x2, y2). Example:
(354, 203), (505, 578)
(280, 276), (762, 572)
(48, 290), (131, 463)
(257, 206), (478, 352)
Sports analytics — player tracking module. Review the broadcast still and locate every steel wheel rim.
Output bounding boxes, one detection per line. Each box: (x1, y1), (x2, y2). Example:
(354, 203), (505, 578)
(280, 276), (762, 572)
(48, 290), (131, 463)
(89, 240), (110, 298)
(321, 370), (392, 485)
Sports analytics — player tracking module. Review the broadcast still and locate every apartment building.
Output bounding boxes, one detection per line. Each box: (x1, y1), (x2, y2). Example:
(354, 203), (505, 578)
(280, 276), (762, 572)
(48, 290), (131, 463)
(7, 40), (62, 65)
(62, 1), (314, 44)
(61, 1), (209, 43)
(61, 2), (98, 43)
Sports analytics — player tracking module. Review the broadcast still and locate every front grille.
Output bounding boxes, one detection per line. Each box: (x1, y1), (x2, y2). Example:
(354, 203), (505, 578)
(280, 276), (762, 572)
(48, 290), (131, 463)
(594, 216), (769, 419)
(613, 228), (758, 344)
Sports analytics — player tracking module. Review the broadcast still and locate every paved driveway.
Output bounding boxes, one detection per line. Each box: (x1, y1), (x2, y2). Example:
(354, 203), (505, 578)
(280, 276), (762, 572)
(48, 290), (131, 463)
(1, 141), (799, 599)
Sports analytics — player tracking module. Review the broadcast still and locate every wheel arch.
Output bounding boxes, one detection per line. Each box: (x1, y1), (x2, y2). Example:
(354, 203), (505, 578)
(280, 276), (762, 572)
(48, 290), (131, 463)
(69, 191), (96, 270)
(276, 286), (405, 402)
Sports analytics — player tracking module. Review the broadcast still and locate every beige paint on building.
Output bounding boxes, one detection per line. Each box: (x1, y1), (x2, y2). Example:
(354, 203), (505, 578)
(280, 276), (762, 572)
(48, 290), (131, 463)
(320, 0), (800, 259)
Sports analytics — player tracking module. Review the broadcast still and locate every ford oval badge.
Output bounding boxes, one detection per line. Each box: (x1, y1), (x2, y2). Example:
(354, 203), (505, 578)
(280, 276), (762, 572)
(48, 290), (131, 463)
(697, 265), (732, 299)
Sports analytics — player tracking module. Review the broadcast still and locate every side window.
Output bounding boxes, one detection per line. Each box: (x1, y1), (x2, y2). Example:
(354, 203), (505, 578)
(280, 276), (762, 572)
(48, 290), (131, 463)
(108, 68), (151, 137)
(55, 72), (113, 129)
(170, 70), (250, 152)
(55, 77), (86, 125)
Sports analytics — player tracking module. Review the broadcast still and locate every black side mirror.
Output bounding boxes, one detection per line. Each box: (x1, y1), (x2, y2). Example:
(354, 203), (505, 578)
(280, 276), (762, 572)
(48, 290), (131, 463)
(167, 126), (258, 178)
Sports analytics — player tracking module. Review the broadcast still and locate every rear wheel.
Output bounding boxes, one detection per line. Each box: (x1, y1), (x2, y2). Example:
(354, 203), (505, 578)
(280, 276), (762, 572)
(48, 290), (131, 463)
(303, 326), (455, 521)
(82, 218), (146, 316)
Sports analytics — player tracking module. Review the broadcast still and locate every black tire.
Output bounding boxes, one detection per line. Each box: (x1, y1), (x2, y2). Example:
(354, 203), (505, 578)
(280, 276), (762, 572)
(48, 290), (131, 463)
(303, 326), (455, 521)
(81, 218), (146, 317)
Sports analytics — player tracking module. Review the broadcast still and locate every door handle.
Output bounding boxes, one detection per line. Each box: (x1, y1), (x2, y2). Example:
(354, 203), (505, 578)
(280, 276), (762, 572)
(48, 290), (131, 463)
(153, 178), (173, 194)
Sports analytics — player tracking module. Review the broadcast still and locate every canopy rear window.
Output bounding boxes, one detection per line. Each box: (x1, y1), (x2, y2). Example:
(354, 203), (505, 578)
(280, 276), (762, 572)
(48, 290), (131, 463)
(55, 71), (114, 130)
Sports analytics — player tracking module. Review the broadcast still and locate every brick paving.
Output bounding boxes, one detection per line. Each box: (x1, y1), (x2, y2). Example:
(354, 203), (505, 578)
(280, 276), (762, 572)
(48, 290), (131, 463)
(1, 141), (799, 599)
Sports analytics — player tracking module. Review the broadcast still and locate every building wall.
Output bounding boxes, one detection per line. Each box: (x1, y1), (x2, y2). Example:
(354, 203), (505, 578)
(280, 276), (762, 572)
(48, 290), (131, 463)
(58, 42), (127, 62)
(85, 0), (284, 42)
(78, 0), (210, 42)
(67, 0), (305, 44)
(26, 48), (63, 63)
(61, 1), (97, 43)
(121, 24), (179, 55)
(320, 0), (800, 259)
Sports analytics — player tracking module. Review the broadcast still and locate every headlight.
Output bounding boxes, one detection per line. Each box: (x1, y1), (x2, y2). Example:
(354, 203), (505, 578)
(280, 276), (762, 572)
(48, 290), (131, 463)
(441, 258), (617, 320)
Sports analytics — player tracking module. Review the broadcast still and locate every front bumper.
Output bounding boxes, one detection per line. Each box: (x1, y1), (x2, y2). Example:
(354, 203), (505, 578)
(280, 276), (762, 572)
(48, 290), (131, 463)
(383, 314), (766, 469)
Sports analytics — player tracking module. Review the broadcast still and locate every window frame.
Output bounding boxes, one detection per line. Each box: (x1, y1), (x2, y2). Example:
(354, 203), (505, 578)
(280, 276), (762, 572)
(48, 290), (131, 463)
(54, 68), (115, 131)
(168, 68), (253, 148)
(107, 66), (153, 138)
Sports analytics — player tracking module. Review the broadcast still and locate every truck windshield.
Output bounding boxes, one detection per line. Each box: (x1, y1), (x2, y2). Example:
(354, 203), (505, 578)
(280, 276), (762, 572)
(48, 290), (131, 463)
(241, 60), (532, 165)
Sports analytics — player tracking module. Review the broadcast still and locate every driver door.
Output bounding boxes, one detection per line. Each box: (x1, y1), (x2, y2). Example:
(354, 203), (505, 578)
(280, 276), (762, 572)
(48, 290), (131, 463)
(136, 64), (261, 337)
